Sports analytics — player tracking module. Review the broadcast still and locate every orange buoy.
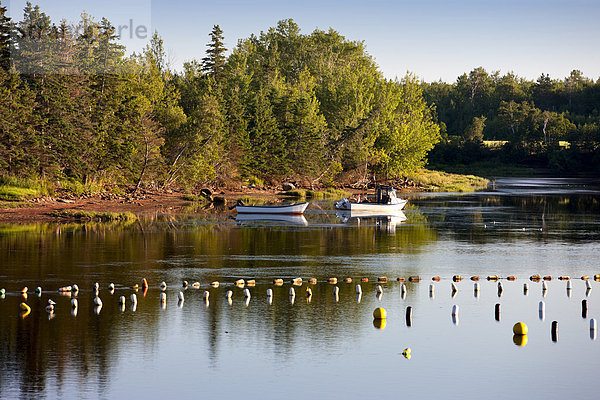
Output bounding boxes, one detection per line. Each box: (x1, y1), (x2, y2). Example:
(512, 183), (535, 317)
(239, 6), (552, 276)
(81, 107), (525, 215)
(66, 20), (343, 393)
(329, 278), (338, 284)
(559, 276), (570, 281)
(344, 278), (352, 283)
(471, 276), (480, 281)
(453, 275), (462, 282)
(543, 276), (552, 281)
(408, 276), (420, 282)
(432, 276), (440, 281)
(378, 277), (388, 283)
(581, 276), (589, 281)
(487, 275), (499, 281)
(361, 278), (369, 283)
(506, 276), (516, 281)
(396, 277), (405, 282)
(308, 278), (317, 285)
(530, 274), (541, 281)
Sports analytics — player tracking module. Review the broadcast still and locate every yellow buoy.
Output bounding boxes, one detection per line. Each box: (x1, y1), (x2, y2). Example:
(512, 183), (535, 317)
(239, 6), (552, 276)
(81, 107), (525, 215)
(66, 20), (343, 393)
(513, 322), (528, 335)
(373, 307), (387, 319)
(20, 302), (31, 312)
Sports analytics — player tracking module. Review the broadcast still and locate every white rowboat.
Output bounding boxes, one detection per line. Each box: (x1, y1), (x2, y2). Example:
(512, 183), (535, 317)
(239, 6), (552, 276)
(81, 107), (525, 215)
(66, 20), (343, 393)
(235, 202), (309, 215)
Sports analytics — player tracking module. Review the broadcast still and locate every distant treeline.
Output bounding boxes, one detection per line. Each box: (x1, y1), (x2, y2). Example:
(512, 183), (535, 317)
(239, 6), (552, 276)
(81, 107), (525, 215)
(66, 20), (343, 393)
(423, 68), (600, 172)
(0, 2), (440, 191)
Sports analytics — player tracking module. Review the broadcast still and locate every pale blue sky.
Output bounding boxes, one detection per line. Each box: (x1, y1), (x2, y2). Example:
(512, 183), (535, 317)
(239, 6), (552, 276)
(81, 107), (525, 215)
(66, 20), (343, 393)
(7, 0), (600, 82)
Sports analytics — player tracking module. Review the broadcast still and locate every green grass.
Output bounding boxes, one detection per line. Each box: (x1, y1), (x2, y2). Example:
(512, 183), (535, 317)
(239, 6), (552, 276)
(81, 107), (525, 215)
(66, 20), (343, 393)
(0, 176), (50, 201)
(407, 169), (490, 192)
(51, 209), (137, 222)
(431, 161), (537, 177)
(284, 188), (349, 199)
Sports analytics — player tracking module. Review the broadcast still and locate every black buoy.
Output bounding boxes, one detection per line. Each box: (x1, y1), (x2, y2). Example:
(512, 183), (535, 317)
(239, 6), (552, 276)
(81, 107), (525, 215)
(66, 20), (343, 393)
(406, 306), (412, 327)
(582, 300), (588, 319)
(551, 321), (558, 342)
(495, 303), (501, 321)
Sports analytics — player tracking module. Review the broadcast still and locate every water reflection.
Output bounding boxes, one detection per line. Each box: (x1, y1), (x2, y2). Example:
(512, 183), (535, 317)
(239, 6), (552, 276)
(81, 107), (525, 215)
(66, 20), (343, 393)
(0, 177), (600, 399)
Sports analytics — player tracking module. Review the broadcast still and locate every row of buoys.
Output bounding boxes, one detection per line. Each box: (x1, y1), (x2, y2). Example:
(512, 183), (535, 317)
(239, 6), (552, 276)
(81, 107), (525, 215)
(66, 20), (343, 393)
(3, 273), (598, 300)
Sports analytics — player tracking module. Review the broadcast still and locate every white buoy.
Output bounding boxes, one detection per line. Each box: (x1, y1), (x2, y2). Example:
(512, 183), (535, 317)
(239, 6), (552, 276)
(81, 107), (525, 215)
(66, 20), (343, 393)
(71, 307), (78, 317)
(160, 281), (167, 291)
(474, 282), (480, 292)
(130, 293), (138, 305)
(46, 305), (54, 312)
(586, 280), (592, 290)
(204, 291), (210, 299)
(289, 287), (295, 297)
(226, 290), (233, 299)
(356, 293), (362, 303)
(160, 292), (167, 303)
(266, 288), (273, 297)
(401, 285), (406, 300)
(376, 285), (383, 294)
(539, 300), (545, 312)
(94, 304), (102, 315)
(306, 287), (312, 298)
(108, 283), (115, 291)
(119, 295), (125, 304)
(355, 284), (362, 295)
(289, 294), (295, 305)
(452, 304), (459, 316)
(591, 318), (597, 330)
(586, 287), (592, 297)
(228, 297), (233, 306)
(72, 284), (79, 294)
(333, 286), (339, 296)
(243, 288), (251, 298)
(498, 282), (503, 291)
(542, 281), (548, 291)
(523, 283), (529, 295)
(567, 280), (572, 290)
(178, 291), (184, 302)
(429, 283), (435, 292)
(94, 297), (102, 306)
(71, 298), (78, 308)
(94, 282), (99, 291)
(451, 282), (457, 293)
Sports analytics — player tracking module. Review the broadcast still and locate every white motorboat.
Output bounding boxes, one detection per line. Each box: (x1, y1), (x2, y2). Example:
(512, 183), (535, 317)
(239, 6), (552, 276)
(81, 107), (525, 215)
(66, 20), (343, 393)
(335, 186), (407, 212)
(235, 201), (309, 215)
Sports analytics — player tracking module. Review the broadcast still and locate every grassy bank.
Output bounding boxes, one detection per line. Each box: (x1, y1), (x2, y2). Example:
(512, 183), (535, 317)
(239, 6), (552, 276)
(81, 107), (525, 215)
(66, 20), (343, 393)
(50, 209), (138, 222)
(0, 176), (50, 201)
(407, 169), (490, 192)
(284, 188), (349, 199)
(430, 161), (538, 177)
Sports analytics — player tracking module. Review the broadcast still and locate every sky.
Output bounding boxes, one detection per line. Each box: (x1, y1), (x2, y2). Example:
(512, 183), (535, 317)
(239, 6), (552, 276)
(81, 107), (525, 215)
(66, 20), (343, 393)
(6, 0), (600, 82)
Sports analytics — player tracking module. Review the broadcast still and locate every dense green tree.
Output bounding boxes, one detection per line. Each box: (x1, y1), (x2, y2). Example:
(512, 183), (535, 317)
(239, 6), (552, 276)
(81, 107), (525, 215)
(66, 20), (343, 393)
(0, 0), (12, 71)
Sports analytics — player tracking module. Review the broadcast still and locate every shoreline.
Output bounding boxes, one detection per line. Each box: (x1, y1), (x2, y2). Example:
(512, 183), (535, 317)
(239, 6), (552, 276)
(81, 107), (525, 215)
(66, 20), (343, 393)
(0, 186), (423, 224)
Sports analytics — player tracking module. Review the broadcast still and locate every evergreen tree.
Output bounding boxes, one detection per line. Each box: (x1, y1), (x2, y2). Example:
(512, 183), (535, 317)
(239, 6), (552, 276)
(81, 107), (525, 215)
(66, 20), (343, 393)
(201, 25), (226, 78)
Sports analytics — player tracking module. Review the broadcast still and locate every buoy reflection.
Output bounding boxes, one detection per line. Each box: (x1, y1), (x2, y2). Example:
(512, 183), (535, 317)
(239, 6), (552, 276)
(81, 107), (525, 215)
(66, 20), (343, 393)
(373, 318), (386, 330)
(513, 334), (528, 346)
(551, 321), (558, 342)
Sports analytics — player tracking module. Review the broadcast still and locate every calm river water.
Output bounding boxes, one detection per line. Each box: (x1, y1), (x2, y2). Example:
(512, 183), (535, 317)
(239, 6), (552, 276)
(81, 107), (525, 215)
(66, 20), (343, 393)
(1, 177), (599, 399)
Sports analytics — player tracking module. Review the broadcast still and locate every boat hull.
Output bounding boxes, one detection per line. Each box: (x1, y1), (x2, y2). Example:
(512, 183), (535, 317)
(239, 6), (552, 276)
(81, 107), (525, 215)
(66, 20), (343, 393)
(236, 202), (309, 215)
(335, 199), (407, 212)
